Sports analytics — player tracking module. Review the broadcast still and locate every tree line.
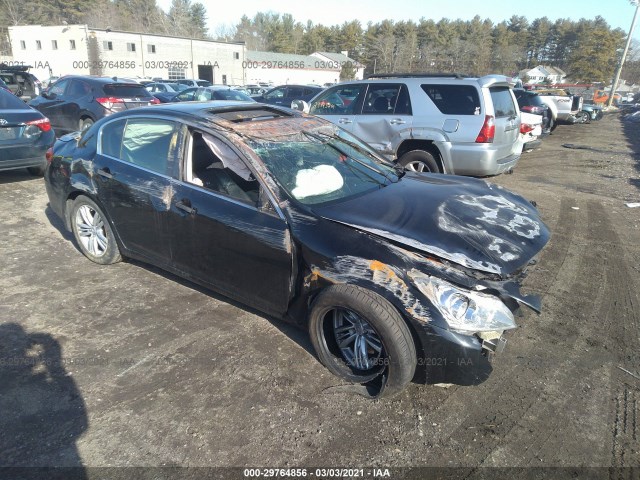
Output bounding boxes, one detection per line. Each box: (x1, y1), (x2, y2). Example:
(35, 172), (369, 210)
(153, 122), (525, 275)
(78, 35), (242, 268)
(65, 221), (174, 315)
(1, 0), (638, 84)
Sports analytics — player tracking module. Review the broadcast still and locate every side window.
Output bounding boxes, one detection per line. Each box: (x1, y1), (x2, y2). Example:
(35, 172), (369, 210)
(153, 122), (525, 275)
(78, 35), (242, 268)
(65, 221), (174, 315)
(421, 84), (481, 115)
(100, 119), (126, 159)
(489, 87), (518, 118)
(362, 84), (403, 115)
(189, 131), (260, 206)
(286, 87), (303, 99)
(49, 79), (69, 96)
(120, 119), (179, 175)
(309, 85), (366, 115)
(264, 88), (285, 100)
(176, 89), (196, 101)
(394, 84), (412, 115)
(66, 80), (90, 97)
(196, 88), (211, 101)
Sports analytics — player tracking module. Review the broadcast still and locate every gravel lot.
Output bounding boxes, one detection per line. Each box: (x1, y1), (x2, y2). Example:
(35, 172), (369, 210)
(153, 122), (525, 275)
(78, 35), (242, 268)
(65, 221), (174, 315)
(1, 114), (639, 477)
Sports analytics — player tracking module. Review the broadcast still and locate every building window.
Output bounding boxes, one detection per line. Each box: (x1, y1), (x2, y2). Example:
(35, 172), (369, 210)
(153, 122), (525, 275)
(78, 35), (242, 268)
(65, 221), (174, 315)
(127, 42), (136, 52)
(234, 52), (239, 60)
(70, 39), (76, 50)
(20, 40), (26, 50)
(222, 74), (227, 85)
(148, 44), (156, 53)
(103, 41), (113, 50)
(36, 40), (42, 50)
(52, 40), (58, 50)
(167, 67), (186, 80)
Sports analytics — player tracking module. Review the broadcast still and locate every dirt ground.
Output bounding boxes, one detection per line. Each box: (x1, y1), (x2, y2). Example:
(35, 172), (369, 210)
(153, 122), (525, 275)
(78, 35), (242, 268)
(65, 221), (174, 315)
(0, 114), (639, 478)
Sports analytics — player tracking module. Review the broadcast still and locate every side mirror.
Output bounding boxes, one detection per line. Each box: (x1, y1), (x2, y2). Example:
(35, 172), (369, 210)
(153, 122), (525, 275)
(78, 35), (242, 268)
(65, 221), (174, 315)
(291, 100), (310, 113)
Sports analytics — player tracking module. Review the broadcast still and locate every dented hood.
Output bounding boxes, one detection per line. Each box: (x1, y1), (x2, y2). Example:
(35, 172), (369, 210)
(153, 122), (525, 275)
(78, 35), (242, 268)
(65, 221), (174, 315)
(313, 173), (550, 276)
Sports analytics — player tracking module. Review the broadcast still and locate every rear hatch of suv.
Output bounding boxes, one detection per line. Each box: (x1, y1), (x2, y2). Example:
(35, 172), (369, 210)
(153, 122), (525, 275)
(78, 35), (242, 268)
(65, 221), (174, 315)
(484, 81), (522, 161)
(97, 83), (158, 113)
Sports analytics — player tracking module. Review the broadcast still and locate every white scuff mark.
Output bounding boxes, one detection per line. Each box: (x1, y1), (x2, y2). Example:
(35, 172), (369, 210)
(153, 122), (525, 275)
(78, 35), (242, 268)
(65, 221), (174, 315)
(117, 354), (154, 378)
(571, 206), (580, 210)
(625, 202), (640, 208)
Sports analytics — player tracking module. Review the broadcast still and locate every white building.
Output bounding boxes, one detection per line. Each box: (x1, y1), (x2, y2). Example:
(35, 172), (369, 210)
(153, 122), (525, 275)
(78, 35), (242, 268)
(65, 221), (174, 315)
(518, 65), (567, 85)
(246, 50), (364, 86)
(7, 25), (246, 84)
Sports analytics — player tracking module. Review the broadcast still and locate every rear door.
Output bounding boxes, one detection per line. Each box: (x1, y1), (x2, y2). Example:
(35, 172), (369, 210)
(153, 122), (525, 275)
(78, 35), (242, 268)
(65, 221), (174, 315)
(93, 116), (182, 263)
(30, 78), (71, 132)
(489, 86), (522, 157)
(351, 83), (413, 157)
(60, 79), (92, 133)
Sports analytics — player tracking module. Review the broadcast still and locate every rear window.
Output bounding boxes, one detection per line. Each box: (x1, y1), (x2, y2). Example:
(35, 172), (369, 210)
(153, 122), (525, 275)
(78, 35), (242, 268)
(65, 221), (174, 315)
(212, 89), (253, 101)
(197, 80), (212, 87)
(490, 87), (518, 118)
(103, 84), (153, 98)
(0, 89), (30, 109)
(421, 84), (480, 115)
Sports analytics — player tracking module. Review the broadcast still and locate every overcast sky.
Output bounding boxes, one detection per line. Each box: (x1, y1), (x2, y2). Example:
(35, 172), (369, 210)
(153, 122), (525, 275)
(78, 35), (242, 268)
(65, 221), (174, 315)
(156, 0), (640, 41)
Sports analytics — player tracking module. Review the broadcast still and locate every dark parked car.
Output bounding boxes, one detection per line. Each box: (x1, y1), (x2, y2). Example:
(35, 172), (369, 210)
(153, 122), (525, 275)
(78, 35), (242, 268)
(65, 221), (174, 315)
(0, 64), (41, 100)
(170, 86), (255, 102)
(0, 88), (55, 175)
(514, 89), (552, 135)
(29, 76), (160, 136)
(44, 102), (549, 398)
(145, 82), (188, 103)
(253, 85), (323, 107)
(0, 77), (11, 93)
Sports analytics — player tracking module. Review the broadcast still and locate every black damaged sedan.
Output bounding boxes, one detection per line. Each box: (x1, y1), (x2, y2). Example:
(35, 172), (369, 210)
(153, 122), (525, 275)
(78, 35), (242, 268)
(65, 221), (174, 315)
(44, 102), (549, 398)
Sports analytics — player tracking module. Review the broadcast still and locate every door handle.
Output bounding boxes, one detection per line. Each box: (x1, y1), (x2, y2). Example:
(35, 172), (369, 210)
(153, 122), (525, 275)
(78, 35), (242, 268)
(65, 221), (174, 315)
(389, 118), (406, 125)
(338, 118), (352, 124)
(97, 167), (113, 179)
(175, 200), (197, 216)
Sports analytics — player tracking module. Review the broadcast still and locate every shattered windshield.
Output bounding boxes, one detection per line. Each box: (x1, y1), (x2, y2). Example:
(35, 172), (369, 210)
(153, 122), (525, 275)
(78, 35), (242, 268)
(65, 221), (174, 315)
(248, 128), (400, 205)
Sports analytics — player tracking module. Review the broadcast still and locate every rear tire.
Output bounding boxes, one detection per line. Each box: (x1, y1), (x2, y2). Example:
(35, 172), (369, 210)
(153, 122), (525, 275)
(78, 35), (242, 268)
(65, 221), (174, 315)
(576, 111), (590, 124)
(70, 195), (121, 265)
(79, 117), (94, 132)
(549, 116), (557, 132)
(308, 284), (417, 397)
(398, 149), (441, 173)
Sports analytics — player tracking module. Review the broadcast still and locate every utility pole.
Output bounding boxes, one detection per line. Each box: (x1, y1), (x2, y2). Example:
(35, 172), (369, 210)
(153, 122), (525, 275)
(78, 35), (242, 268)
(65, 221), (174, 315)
(607, 0), (640, 107)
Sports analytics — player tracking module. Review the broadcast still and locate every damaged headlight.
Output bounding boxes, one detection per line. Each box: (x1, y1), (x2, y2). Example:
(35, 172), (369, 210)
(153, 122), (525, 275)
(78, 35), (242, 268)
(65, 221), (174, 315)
(408, 269), (516, 334)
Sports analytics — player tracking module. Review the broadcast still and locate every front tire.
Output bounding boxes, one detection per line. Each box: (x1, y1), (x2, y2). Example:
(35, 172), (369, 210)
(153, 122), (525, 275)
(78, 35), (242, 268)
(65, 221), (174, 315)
(70, 196), (121, 265)
(398, 149), (441, 173)
(308, 284), (417, 397)
(576, 111), (590, 124)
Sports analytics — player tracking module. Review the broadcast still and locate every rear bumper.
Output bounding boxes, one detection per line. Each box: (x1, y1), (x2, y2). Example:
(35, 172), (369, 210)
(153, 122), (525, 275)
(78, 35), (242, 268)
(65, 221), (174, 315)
(0, 132), (54, 171)
(523, 138), (542, 151)
(448, 145), (522, 176)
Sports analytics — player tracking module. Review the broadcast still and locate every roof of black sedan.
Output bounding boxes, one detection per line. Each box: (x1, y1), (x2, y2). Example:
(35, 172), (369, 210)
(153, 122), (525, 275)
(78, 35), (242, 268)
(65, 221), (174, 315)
(102, 101), (329, 137)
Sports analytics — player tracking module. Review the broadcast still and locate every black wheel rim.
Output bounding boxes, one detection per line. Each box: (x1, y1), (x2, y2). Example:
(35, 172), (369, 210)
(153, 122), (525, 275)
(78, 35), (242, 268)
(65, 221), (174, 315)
(326, 307), (384, 372)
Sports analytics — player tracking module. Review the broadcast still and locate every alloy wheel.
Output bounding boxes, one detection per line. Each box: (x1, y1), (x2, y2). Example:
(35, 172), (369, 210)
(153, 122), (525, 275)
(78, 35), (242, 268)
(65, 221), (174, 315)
(331, 307), (384, 371)
(75, 204), (108, 257)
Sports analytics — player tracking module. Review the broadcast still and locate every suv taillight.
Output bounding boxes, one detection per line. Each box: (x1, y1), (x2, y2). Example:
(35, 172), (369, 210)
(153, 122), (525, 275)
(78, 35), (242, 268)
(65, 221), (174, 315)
(521, 105), (542, 115)
(96, 97), (124, 109)
(46, 147), (53, 163)
(475, 115), (495, 143)
(26, 117), (52, 132)
(150, 97), (160, 104)
(520, 123), (534, 134)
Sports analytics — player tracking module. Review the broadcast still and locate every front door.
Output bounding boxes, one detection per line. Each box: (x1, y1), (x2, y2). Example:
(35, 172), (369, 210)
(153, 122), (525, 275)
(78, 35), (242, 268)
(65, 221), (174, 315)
(168, 131), (293, 315)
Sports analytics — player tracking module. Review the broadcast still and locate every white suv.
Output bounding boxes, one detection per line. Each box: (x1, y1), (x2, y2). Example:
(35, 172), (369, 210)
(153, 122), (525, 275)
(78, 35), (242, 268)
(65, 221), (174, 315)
(293, 73), (523, 176)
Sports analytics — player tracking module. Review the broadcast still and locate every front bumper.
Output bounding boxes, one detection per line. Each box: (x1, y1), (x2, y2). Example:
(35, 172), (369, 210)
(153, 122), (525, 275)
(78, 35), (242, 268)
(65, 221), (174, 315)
(410, 322), (505, 386)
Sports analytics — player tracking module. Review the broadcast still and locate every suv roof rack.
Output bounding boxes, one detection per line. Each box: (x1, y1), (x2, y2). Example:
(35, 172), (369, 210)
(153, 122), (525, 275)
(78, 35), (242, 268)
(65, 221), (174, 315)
(365, 72), (467, 79)
(0, 63), (32, 72)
